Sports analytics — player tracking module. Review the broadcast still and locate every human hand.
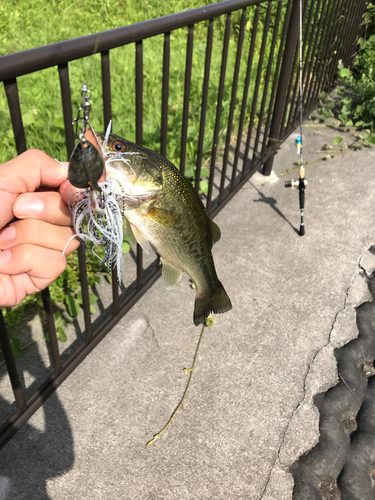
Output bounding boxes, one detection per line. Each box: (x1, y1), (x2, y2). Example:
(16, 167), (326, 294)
(0, 149), (80, 308)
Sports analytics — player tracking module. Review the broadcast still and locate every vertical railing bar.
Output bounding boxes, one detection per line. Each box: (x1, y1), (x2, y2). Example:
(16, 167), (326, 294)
(241, 1), (273, 179)
(354, 0), (367, 53)
(288, 0), (312, 128)
(343, 0), (365, 68)
(251, 0), (283, 165)
(135, 41), (143, 146)
(300, 0), (321, 97)
(326, 0), (352, 89)
(261, 0), (294, 156)
(340, 0), (352, 68)
(342, 0), (365, 69)
(0, 310), (26, 412)
(101, 50), (112, 130)
(353, 0), (367, 58)
(77, 247), (93, 340)
(318, 1), (338, 92)
(352, 0), (367, 59)
(280, 48), (298, 136)
(195, 19), (213, 192)
(301, 0), (329, 111)
(314, 0), (345, 101)
(4, 79), (27, 154)
(218, 8), (247, 201)
(283, 44), (298, 131)
(305, 0), (333, 109)
(206, 13), (231, 215)
(327, 0), (347, 85)
(58, 64), (93, 341)
(298, 0), (324, 113)
(101, 50), (119, 312)
(262, 0), (301, 175)
(135, 40), (143, 288)
(231, 6), (260, 188)
(161, 32), (170, 159)
(338, 0), (358, 71)
(41, 287), (62, 375)
(180, 25), (194, 177)
(58, 64), (75, 158)
(282, 0), (315, 135)
(310, 0), (343, 106)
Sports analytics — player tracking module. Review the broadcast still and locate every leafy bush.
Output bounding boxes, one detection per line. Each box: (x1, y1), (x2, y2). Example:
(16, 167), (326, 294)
(318, 3), (375, 144)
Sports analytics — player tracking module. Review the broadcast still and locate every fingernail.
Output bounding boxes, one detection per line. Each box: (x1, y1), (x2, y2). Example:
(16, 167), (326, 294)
(0, 250), (11, 265)
(15, 197), (43, 216)
(0, 225), (16, 245)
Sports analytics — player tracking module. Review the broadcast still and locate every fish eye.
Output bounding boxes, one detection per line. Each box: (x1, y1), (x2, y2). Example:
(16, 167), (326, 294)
(113, 141), (126, 153)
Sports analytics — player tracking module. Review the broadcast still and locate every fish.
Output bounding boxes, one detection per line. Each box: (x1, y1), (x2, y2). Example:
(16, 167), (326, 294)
(94, 131), (232, 326)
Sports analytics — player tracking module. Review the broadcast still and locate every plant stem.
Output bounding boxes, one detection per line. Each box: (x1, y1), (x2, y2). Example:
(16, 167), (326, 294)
(146, 323), (206, 446)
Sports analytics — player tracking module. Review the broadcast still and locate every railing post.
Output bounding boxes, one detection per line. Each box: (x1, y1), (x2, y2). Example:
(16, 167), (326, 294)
(262, 0), (301, 176)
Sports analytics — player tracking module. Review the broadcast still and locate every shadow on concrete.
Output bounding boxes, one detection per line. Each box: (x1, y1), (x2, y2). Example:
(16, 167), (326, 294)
(251, 184), (299, 235)
(0, 327), (74, 500)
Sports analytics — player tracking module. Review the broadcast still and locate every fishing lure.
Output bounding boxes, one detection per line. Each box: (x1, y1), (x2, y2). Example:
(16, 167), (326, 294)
(64, 84), (126, 280)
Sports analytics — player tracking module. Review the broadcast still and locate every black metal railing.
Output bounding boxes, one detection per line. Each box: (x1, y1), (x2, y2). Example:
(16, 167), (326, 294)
(0, 0), (366, 448)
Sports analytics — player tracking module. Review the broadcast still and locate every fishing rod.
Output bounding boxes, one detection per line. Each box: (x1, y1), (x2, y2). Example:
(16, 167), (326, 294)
(285, 0), (307, 236)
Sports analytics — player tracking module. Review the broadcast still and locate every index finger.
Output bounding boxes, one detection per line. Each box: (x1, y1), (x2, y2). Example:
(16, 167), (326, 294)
(0, 149), (68, 228)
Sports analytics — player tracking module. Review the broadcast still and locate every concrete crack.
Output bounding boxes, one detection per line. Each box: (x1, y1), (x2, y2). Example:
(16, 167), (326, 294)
(358, 246), (369, 276)
(258, 260), (362, 500)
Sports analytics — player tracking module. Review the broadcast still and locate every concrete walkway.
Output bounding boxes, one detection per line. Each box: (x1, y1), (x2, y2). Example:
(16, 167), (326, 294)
(1, 118), (375, 500)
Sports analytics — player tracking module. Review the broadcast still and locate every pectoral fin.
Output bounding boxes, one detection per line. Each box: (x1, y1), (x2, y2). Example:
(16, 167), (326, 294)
(129, 223), (151, 253)
(209, 219), (221, 245)
(146, 206), (180, 227)
(161, 259), (183, 291)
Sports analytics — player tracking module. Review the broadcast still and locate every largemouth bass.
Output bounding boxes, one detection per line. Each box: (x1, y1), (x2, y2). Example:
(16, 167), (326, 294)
(95, 132), (232, 326)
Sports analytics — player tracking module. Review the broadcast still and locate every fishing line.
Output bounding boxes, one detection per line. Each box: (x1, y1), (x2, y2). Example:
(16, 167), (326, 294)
(298, 0), (304, 170)
(284, 0), (307, 236)
(146, 321), (207, 446)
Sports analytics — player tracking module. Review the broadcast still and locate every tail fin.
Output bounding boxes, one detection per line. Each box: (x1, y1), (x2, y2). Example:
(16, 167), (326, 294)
(193, 282), (232, 326)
